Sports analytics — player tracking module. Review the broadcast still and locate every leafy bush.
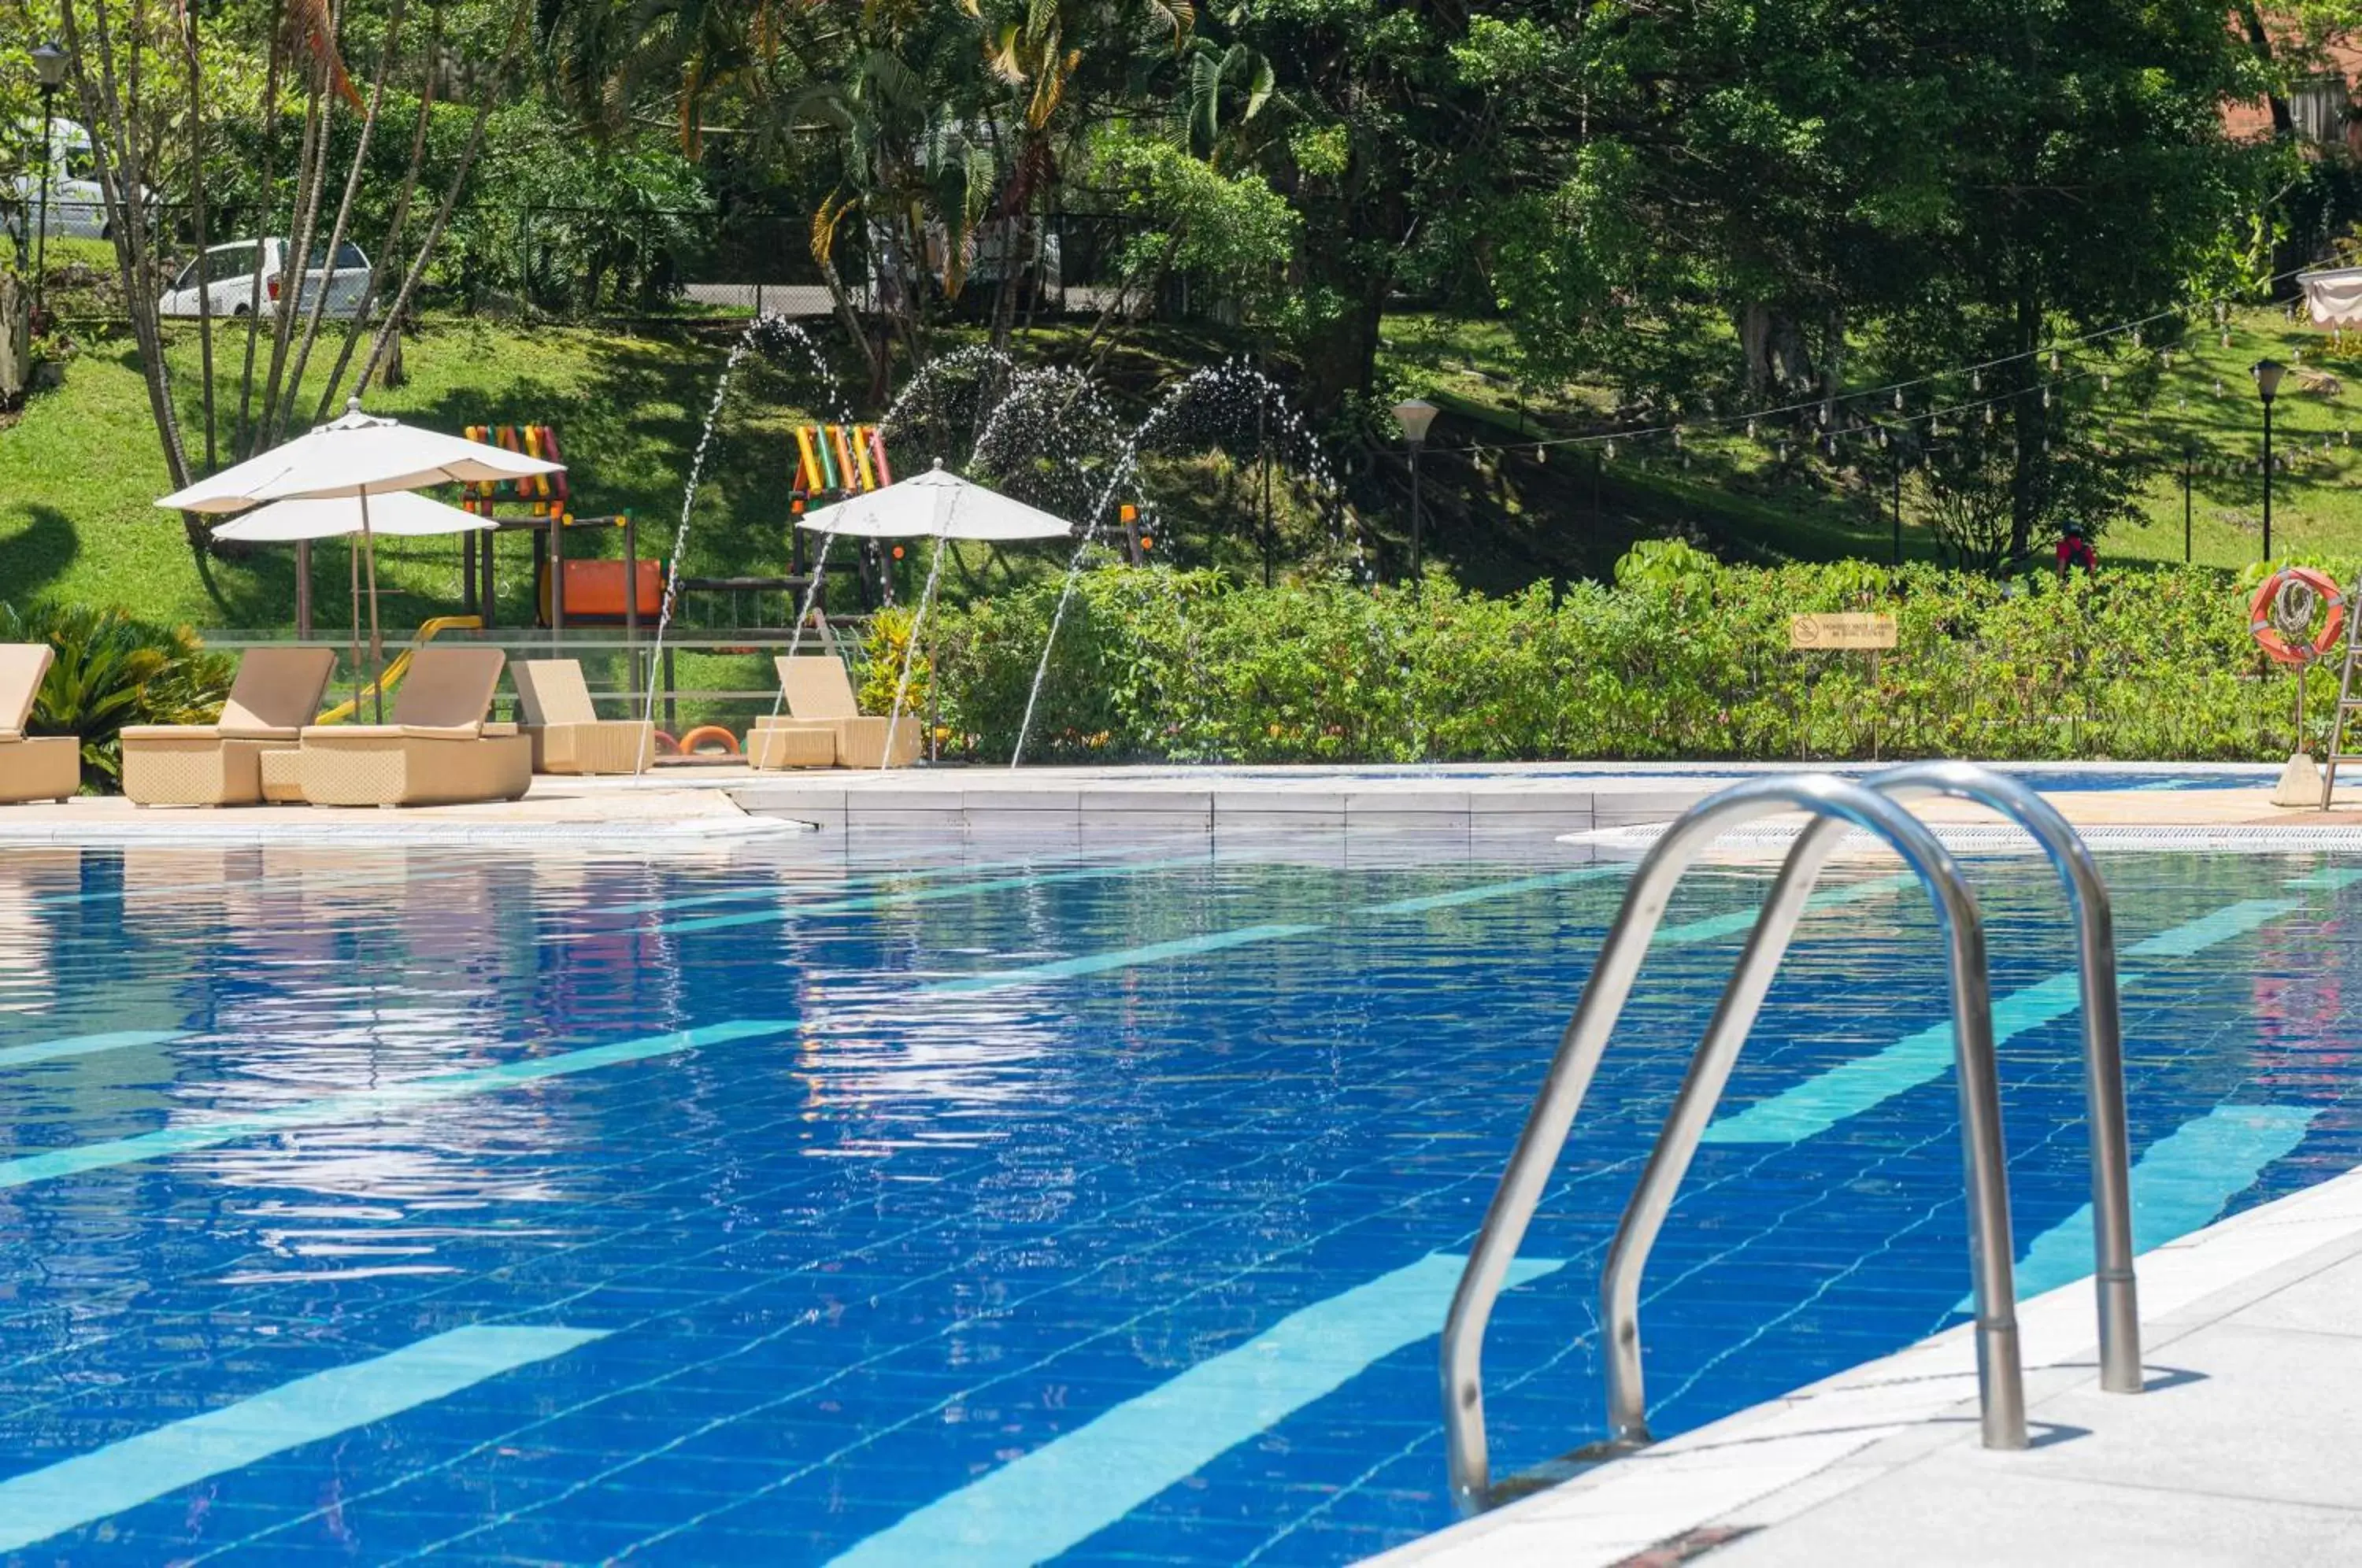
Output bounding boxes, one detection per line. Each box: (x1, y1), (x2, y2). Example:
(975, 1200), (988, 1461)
(889, 554), (2331, 764)
(0, 602), (234, 790)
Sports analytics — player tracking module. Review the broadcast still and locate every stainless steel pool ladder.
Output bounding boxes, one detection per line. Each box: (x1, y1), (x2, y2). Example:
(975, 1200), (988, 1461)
(1440, 764), (2141, 1515)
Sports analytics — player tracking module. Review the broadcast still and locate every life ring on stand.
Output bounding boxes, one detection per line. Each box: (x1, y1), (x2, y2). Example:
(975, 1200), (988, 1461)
(2250, 567), (2347, 666)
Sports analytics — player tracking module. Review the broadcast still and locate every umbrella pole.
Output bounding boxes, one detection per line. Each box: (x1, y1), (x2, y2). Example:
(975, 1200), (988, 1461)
(361, 486), (385, 723)
(879, 531), (945, 771)
(349, 531), (363, 717)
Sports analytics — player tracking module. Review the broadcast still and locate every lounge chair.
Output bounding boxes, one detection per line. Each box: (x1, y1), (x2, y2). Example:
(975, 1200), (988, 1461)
(293, 645), (531, 807)
(0, 645), (78, 804)
(513, 659), (653, 775)
(746, 655), (920, 770)
(120, 646), (337, 806)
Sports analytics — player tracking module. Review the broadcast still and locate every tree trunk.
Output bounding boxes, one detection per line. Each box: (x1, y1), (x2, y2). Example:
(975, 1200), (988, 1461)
(2008, 277), (2043, 558)
(182, 1), (217, 472)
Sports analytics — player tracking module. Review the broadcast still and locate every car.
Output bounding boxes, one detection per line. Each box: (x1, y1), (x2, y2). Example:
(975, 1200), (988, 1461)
(158, 237), (374, 320)
(6, 117), (114, 239)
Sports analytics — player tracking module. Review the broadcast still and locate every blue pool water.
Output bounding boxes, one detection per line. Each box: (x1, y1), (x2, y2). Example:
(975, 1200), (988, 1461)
(0, 839), (2357, 1566)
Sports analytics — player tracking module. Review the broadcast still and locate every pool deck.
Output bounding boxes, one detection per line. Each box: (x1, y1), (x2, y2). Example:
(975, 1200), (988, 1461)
(10, 760), (2362, 848)
(1372, 1157), (2362, 1568)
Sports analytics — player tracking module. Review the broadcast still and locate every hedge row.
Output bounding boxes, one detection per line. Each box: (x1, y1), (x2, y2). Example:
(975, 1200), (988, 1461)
(877, 553), (2339, 764)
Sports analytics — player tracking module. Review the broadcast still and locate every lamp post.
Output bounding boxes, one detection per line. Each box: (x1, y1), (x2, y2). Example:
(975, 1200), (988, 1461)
(1392, 397), (1438, 582)
(28, 41), (68, 331)
(2254, 358), (2286, 562)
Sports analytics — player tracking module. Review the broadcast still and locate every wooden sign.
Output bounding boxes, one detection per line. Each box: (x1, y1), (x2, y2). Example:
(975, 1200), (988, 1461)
(1789, 612), (1897, 650)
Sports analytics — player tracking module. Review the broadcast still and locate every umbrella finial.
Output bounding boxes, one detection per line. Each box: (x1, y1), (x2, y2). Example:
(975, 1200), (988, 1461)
(931, 458), (945, 470)
(346, 395), (363, 415)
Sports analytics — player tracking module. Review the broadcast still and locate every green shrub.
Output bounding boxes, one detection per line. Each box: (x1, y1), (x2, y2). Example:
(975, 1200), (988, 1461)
(887, 555), (2331, 764)
(0, 602), (234, 790)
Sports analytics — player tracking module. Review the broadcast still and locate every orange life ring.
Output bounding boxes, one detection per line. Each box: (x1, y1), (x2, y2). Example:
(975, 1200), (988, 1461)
(2250, 568), (2347, 665)
(676, 725), (742, 756)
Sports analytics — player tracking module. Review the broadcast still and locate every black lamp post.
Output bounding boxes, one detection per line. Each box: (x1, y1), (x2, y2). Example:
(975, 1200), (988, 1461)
(2254, 358), (2287, 562)
(1392, 397), (1438, 582)
(28, 42), (68, 328)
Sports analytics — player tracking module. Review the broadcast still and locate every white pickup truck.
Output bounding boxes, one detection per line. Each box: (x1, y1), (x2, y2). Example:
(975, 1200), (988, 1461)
(158, 238), (375, 320)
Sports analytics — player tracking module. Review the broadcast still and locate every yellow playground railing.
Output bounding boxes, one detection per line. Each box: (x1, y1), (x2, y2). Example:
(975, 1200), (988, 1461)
(315, 616), (485, 724)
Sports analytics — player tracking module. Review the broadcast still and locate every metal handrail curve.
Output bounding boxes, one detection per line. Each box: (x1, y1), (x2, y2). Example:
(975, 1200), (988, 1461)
(1440, 774), (2027, 1517)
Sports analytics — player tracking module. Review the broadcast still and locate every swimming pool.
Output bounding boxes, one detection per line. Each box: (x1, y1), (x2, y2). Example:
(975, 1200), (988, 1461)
(0, 838), (2355, 1565)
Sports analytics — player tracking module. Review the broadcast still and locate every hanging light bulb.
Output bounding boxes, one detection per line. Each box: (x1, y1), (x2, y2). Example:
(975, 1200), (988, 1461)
(1972, 369), (1983, 392)
(2101, 373), (2111, 392)
(2132, 326), (2142, 349)
(1894, 389), (1904, 410)
(1605, 440), (1616, 460)
(2042, 386), (2052, 409)
(1985, 405), (1995, 426)
(1746, 418), (1758, 441)
(2049, 351), (2061, 372)
(1877, 427), (1889, 447)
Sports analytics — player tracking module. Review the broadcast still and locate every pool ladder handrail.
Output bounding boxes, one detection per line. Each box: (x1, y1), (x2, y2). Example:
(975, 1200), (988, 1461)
(1440, 764), (2140, 1515)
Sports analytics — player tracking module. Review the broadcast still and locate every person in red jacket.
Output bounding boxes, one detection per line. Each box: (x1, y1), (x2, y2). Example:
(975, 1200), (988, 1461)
(2057, 521), (2097, 577)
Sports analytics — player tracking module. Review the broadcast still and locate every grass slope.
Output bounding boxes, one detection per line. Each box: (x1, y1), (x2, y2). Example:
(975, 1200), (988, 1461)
(1, 316), (832, 633)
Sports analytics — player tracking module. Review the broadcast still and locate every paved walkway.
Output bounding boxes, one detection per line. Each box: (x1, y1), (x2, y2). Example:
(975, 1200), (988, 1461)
(1375, 1159), (2362, 1567)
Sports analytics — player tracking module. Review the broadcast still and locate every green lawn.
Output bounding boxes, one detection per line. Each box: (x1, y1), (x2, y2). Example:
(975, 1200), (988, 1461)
(1, 315), (839, 633)
(1375, 304), (2362, 577)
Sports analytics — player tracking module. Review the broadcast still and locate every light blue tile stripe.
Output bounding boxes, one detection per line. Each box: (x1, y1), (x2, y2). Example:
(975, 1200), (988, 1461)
(824, 1252), (1566, 1568)
(0, 1019), (791, 1192)
(32, 866), (481, 908)
(0, 1030), (188, 1069)
(1357, 867), (1623, 915)
(1653, 872), (1917, 947)
(587, 853), (1121, 919)
(2283, 867), (2362, 890)
(643, 860), (1203, 937)
(0, 1325), (607, 1552)
(1701, 971), (2130, 1146)
(1970, 1104), (2319, 1307)
(2121, 898), (2301, 959)
(923, 926), (1323, 996)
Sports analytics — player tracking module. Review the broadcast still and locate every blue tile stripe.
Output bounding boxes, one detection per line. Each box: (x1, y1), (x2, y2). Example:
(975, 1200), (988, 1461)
(1652, 872), (1916, 946)
(1973, 1104), (2320, 1306)
(823, 1252), (1566, 1568)
(0, 1325), (608, 1553)
(1702, 971), (2133, 1146)
(1357, 867), (1625, 915)
(0, 1030), (188, 1070)
(638, 860), (1205, 938)
(1705, 875), (2346, 1146)
(0, 1020), (792, 1192)
(922, 926), (1324, 996)
(919, 867), (1914, 996)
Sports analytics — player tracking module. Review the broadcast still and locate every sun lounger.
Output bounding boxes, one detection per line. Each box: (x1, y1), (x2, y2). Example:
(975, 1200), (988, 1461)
(746, 656), (920, 770)
(120, 646), (337, 806)
(294, 645), (531, 806)
(513, 659), (653, 775)
(0, 645), (78, 804)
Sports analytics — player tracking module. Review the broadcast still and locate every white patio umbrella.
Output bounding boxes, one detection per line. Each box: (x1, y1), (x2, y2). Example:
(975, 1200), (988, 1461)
(157, 399), (562, 720)
(210, 493), (496, 718)
(792, 463), (1072, 766)
(210, 490), (495, 542)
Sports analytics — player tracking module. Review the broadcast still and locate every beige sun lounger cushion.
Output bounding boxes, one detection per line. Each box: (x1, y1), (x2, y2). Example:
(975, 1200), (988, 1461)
(295, 645), (531, 807)
(0, 644), (79, 804)
(746, 656), (920, 770)
(513, 659), (653, 775)
(121, 646), (338, 806)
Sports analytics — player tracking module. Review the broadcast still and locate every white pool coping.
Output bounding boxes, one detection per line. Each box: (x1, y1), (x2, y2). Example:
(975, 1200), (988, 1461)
(1369, 1158), (2362, 1567)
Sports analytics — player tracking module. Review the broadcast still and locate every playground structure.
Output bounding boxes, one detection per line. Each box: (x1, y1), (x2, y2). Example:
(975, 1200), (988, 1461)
(458, 426), (652, 635)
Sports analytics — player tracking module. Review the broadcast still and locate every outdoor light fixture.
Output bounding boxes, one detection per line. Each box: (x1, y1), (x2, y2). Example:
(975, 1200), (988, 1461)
(2254, 359), (2287, 560)
(28, 40), (69, 329)
(1392, 398), (1438, 581)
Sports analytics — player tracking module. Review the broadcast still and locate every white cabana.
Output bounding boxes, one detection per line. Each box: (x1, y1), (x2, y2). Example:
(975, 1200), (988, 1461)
(2301, 268), (2362, 331)
(157, 399), (564, 719)
(790, 463), (1073, 767)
